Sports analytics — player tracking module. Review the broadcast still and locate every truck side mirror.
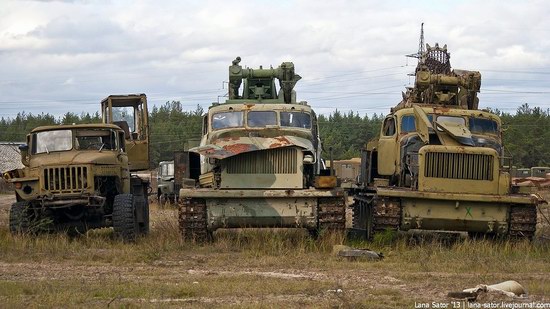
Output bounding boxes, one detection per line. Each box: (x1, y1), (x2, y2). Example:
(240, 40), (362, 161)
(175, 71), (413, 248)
(19, 144), (30, 166)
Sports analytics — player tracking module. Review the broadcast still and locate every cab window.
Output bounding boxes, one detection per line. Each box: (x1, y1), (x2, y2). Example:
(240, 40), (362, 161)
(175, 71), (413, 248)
(401, 114), (434, 133)
(436, 115), (465, 131)
(401, 115), (416, 133)
(75, 129), (117, 151)
(382, 117), (396, 136)
(212, 111), (244, 130)
(437, 116), (465, 126)
(469, 118), (498, 135)
(112, 106), (135, 132)
(247, 111), (277, 127)
(280, 112), (311, 129)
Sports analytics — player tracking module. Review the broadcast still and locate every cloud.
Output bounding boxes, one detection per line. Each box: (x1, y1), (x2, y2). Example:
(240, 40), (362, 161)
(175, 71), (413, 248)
(0, 0), (549, 118)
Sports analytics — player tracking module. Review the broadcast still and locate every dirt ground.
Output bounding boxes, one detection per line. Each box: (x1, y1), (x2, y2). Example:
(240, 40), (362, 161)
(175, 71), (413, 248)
(0, 193), (549, 308)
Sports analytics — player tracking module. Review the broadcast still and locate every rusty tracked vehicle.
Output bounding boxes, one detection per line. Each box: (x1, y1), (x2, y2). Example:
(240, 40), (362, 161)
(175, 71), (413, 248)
(178, 57), (346, 241)
(351, 43), (543, 239)
(5, 94), (150, 240)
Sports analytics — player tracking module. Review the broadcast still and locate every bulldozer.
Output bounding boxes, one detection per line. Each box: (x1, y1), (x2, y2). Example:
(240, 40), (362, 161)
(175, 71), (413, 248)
(5, 94), (150, 241)
(177, 57), (346, 242)
(351, 43), (543, 240)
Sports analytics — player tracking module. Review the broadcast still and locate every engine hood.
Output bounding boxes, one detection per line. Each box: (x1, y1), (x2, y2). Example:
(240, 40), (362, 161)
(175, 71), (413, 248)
(29, 151), (120, 168)
(191, 135), (314, 159)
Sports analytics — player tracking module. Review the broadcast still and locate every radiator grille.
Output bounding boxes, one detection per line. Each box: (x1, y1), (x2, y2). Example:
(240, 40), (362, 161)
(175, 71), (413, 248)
(225, 147), (298, 174)
(43, 166), (89, 193)
(424, 152), (494, 181)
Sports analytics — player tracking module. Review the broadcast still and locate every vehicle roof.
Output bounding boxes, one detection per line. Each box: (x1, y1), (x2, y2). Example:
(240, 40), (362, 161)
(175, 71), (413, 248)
(392, 106), (501, 124)
(100, 94), (147, 107)
(208, 102), (313, 114)
(31, 123), (124, 133)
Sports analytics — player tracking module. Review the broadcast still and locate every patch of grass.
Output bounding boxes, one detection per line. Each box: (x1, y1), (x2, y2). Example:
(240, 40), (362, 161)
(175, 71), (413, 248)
(0, 273), (337, 308)
(0, 201), (549, 307)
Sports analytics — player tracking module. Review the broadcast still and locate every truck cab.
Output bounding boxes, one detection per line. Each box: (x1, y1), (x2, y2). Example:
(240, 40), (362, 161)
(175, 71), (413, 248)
(178, 58), (345, 242)
(6, 94), (151, 241)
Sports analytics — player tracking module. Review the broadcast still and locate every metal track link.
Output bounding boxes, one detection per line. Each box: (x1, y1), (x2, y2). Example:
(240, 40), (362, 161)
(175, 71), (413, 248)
(318, 197), (346, 231)
(372, 197), (401, 232)
(178, 198), (209, 243)
(509, 204), (537, 239)
(351, 194), (373, 230)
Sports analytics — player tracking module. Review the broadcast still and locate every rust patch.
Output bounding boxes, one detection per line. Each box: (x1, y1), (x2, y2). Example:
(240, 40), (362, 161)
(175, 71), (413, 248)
(274, 136), (290, 143)
(222, 143), (255, 154)
(269, 136), (292, 149)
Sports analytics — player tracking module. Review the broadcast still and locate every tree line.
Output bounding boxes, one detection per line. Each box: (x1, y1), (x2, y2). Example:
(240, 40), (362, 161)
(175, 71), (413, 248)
(0, 102), (549, 168)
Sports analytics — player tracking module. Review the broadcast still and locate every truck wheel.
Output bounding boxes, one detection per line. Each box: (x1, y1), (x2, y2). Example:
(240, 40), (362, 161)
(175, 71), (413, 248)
(9, 201), (32, 234)
(112, 194), (139, 241)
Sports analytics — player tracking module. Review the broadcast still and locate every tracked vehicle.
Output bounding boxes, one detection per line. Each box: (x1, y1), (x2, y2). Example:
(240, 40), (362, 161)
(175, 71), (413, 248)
(178, 57), (345, 241)
(351, 43), (542, 239)
(6, 94), (150, 240)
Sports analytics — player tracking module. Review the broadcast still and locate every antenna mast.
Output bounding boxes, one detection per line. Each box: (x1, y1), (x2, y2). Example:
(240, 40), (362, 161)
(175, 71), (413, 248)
(406, 23), (424, 59)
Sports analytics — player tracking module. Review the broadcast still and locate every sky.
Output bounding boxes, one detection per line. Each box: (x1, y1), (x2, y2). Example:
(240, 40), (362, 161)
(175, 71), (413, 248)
(1, 0), (549, 119)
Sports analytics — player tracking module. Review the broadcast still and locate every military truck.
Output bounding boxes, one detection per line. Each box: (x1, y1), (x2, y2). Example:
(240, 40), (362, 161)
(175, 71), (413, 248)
(6, 94), (150, 240)
(351, 43), (542, 240)
(178, 57), (346, 242)
(530, 167), (550, 178)
(157, 160), (177, 205)
(331, 158), (361, 190)
(511, 168), (530, 178)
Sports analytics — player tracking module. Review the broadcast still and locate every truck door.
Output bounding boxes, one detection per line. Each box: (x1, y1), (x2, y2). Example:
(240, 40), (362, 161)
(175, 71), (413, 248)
(174, 151), (201, 191)
(377, 116), (398, 176)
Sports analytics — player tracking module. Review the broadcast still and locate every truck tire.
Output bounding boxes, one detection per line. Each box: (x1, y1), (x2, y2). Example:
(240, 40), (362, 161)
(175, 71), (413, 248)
(112, 194), (139, 241)
(9, 201), (32, 234)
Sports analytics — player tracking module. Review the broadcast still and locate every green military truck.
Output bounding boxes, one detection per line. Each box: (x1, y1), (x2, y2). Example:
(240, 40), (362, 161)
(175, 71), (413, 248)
(352, 43), (543, 240)
(6, 94), (150, 241)
(157, 160), (177, 205)
(178, 57), (346, 242)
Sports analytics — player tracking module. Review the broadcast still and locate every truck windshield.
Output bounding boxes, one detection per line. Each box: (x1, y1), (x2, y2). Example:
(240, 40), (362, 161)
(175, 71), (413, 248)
(161, 163), (174, 176)
(401, 114), (434, 133)
(75, 129), (117, 150)
(436, 115), (465, 131)
(33, 130), (73, 154)
(437, 116), (465, 126)
(469, 118), (499, 135)
(280, 112), (311, 129)
(212, 111), (244, 130)
(247, 111), (277, 127)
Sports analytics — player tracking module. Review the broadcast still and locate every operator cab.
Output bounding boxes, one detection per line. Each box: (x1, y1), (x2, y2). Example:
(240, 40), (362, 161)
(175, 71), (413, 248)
(101, 94), (149, 171)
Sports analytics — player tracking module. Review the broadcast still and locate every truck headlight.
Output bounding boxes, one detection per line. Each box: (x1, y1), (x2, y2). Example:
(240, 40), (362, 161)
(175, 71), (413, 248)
(23, 185), (33, 194)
